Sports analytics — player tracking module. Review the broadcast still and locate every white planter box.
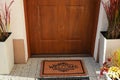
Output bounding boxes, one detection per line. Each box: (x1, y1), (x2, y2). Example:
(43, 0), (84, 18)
(99, 32), (120, 67)
(0, 34), (14, 74)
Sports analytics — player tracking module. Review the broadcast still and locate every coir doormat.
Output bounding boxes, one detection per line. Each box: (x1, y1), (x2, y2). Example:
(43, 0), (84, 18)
(40, 60), (87, 77)
(37, 77), (89, 80)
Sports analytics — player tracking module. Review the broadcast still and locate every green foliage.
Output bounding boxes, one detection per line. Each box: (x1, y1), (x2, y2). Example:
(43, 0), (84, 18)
(102, 0), (120, 39)
(111, 49), (120, 67)
(0, 0), (14, 41)
(100, 49), (120, 79)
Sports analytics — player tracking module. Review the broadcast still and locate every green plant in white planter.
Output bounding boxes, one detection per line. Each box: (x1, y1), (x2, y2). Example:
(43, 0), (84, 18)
(102, 0), (120, 39)
(0, 0), (14, 74)
(0, 0), (14, 41)
(99, 0), (120, 67)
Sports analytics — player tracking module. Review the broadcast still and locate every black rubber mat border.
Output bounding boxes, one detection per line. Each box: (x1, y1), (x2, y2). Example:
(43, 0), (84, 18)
(37, 77), (89, 80)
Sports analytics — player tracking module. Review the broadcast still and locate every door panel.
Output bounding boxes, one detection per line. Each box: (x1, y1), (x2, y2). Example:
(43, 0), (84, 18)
(38, 0), (57, 6)
(63, 6), (84, 40)
(63, 40), (82, 53)
(38, 41), (63, 54)
(62, 1), (92, 53)
(63, 0), (86, 6)
(38, 6), (58, 40)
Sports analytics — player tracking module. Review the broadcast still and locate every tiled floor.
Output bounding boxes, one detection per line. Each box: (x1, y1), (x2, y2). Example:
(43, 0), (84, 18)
(0, 57), (103, 80)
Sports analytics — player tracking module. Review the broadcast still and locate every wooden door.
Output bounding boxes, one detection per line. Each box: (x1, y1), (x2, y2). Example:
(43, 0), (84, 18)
(25, 0), (100, 55)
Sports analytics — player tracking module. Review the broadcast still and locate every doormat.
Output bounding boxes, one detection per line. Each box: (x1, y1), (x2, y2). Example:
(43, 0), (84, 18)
(40, 60), (87, 77)
(37, 77), (89, 80)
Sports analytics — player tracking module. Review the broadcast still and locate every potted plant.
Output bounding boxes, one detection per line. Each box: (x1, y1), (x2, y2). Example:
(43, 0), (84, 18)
(0, 0), (14, 74)
(99, 0), (120, 66)
(100, 49), (120, 80)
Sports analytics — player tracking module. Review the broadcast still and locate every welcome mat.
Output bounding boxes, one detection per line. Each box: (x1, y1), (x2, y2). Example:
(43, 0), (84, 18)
(40, 60), (87, 77)
(37, 77), (89, 80)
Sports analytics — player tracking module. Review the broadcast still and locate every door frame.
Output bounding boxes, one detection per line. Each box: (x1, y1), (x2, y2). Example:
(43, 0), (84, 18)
(23, 0), (101, 58)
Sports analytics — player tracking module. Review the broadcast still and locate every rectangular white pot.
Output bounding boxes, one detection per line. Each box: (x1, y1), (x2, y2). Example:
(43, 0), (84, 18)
(0, 34), (14, 74)
(99, 33), (120, 67)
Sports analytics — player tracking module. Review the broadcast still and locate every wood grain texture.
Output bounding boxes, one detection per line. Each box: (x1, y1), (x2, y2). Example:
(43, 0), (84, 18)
(25, 0), (100, 55)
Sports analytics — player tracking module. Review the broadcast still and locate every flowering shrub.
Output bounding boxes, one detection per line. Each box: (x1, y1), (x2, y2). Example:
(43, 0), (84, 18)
(0, 0), (14, 41)
(100, 49), (120, 80)
(107, 66), (120, 79)
(102, 0), (120, 39)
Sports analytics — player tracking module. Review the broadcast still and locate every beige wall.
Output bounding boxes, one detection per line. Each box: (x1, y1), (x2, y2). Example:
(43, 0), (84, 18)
(11, 0), (28, 61)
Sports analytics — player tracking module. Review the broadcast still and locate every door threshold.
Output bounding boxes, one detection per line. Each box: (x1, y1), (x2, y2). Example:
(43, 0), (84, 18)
(31, 54), (91, 58)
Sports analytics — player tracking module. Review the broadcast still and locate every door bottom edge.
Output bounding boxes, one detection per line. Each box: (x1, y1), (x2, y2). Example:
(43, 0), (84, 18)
(31, 54), (91, 58)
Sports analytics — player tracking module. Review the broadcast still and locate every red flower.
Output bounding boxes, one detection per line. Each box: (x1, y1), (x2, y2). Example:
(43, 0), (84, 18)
(103, 62), (107, 66)
(107, 58), (112, 62)
(100, 67), (109, 76)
